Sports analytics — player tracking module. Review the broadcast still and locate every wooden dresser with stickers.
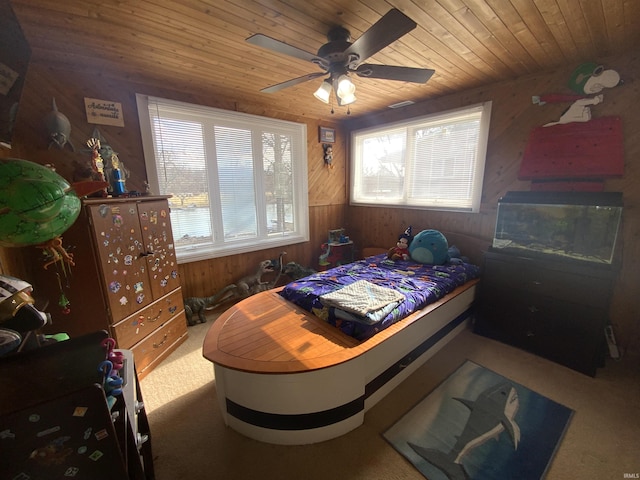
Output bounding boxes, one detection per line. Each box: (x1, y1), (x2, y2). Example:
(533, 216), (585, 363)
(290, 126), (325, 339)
(30, 195), (188, 379)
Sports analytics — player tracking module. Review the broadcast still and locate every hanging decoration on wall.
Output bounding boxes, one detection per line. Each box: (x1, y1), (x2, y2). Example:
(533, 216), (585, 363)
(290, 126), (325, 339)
(521, 63), (624, 191)
(0, 158), (103, 318)
(534, 63), (622, 127)
(323, 143), (334, 169)
(0, 158), (108, 311)
(0, 158), (107, 245)
(43, 97), (75, 150)
(84, 97), (125, 127)
(1, 159), (76, 247)
(319, 126), (335, 143)
(36, 236), (75, 270)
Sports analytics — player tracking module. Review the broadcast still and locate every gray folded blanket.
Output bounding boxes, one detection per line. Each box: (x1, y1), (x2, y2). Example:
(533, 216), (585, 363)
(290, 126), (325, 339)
(319, 280), (405, 317)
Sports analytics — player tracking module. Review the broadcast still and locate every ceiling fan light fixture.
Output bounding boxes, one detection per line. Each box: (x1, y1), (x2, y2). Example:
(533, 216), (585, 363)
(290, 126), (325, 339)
(247, 9), (434, 110)
(336, 74), (356, 99)
(313, 79), (332, 104)
(338, 92), (356, 106)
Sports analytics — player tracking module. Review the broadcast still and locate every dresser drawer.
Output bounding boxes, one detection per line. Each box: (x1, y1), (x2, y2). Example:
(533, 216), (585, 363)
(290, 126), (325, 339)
(477, 251), (615, 376)
(113, 288), (184, 349)
(521, 266), (611, 307)
(131, 312), (188, 378)
(483, 256), (612, 307)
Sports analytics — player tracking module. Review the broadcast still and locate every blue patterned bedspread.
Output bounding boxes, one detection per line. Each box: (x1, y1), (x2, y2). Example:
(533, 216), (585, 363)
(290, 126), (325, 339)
(278, 254), (481, 341)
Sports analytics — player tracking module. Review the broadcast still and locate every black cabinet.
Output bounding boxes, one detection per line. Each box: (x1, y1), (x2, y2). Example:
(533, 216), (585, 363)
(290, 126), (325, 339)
(0, 331), (154, 479)
(474, 250), (616, 376)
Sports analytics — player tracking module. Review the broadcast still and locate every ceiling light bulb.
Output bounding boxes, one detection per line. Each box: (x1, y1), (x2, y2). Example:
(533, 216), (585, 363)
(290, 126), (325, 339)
(338, 92), (356, 106)
(313, 80), (332, 104)
(336, 75), (355, 99)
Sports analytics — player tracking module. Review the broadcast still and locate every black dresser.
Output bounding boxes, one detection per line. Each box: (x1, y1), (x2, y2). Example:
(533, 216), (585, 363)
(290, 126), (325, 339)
(474, 250), (617, 376)
(0, 331), (154, 479)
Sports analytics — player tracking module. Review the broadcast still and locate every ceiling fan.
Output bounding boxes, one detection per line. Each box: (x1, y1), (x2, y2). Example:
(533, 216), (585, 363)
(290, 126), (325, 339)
(246, 8), (435, 107)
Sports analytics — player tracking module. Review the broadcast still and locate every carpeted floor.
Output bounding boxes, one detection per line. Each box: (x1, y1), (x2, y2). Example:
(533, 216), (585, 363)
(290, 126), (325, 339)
(384, 360), (573, 479)
(140, 312), (640, 480)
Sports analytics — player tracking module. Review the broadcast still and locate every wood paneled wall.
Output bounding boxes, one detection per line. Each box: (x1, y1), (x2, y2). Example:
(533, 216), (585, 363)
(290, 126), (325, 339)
(345, 51), (640, 355)
(4, 62), (348, 299)
(3, 48), (639, 354)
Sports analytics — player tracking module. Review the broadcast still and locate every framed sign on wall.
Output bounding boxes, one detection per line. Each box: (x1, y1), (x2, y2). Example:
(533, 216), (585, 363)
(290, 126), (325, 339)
(319, 126), (335, 143)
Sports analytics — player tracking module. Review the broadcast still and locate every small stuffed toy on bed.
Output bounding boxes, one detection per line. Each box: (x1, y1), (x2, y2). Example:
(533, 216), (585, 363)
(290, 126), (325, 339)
(387, 225), (413, 261)
(409, 229), (450, 265)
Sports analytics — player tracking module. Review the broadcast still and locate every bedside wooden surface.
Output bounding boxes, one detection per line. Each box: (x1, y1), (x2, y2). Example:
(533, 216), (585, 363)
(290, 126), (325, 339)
(203, 280), (479, 374)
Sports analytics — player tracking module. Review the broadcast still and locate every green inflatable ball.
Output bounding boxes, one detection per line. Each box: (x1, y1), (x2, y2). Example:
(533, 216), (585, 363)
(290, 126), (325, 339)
(0, 158), (81, 247)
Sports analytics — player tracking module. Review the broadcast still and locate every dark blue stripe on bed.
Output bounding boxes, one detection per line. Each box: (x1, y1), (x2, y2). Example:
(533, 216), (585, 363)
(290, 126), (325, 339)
(225, 308), (472, 431)
(364, 308), (470, 398)
(226, 397), (364, 431)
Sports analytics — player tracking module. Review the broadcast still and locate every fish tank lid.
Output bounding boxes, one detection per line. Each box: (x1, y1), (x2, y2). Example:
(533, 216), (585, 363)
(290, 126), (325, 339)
(498, 190), (623, 207)
(493, 191), (623, 266)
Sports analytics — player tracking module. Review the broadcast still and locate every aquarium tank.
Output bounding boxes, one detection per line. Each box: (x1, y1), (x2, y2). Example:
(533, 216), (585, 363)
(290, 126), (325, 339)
(492, 191), (623, 264)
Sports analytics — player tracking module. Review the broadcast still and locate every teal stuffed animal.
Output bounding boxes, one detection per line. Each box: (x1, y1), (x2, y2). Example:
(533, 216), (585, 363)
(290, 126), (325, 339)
(409, 229), (449, 265)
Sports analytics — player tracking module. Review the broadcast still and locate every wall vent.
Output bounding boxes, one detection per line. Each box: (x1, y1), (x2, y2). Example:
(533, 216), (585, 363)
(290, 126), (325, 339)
(388, 100), (415, 109)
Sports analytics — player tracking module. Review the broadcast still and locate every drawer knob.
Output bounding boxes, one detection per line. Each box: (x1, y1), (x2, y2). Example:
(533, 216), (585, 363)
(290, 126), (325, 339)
(153, 334), (168, 348)
(136, 433), (149, 448)
(148, 310), (162, 322)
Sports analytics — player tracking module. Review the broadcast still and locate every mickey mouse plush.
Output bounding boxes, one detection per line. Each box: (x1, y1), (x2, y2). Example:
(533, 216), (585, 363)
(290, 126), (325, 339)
(387, 226), (413, 261)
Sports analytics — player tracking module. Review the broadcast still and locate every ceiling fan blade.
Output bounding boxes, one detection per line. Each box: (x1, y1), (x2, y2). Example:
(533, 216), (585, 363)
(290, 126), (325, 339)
(246, 34), (328, 68)
(354, 64), (435, 83)
(260, 72), (326, 93)
(344, 9), (417, 66)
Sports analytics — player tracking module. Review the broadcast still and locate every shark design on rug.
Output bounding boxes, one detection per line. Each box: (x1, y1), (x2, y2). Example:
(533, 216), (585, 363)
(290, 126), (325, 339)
(408, 381), (521, 480)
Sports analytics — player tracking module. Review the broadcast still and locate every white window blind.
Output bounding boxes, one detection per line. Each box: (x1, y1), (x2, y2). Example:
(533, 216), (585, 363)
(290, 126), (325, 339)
(351, 102), (491, 212)
(136, 95), (309, 263)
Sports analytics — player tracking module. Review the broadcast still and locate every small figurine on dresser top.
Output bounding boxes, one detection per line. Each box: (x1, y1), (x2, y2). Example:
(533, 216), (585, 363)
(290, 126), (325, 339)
(93, 128), (130, 196)
(388, 225), (413, 261)
(83, 138), (108, 197)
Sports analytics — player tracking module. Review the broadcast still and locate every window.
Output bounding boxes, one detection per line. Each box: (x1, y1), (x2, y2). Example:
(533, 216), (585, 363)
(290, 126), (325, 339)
(136, 95), (309, 263)
(350, 102), (491, 212)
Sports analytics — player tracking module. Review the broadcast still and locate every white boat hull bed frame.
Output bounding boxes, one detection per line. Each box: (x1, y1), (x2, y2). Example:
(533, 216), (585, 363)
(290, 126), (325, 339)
(203, 279), (479, 445)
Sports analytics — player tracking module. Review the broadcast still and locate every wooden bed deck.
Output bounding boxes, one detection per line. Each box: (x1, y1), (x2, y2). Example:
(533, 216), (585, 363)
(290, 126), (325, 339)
(202, 235), (486, 444)
(202, 278), (479, 374)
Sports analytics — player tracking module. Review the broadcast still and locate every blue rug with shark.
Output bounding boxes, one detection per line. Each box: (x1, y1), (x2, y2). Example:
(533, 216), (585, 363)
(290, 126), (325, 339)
(384, 360), (573, 480)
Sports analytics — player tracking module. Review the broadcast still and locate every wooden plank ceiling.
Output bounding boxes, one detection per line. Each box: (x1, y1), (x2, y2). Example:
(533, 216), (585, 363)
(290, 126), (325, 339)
(10, 0), (640, 122)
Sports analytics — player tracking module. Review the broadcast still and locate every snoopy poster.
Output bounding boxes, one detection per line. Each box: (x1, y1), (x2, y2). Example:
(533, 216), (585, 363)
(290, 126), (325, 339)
(384, 361), (573, 480)
(519, 63), (624, 184)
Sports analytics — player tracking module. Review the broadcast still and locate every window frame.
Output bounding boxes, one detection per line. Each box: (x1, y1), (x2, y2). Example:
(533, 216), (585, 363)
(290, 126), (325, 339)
(136, 94), (309, 264)
(350, 101), (492, 213)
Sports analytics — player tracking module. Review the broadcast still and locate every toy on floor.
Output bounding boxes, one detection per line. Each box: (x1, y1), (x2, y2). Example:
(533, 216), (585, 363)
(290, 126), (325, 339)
(185, 252), (289, 326)
(283, 262), (317, 280)
(183, 285), (237, 326)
